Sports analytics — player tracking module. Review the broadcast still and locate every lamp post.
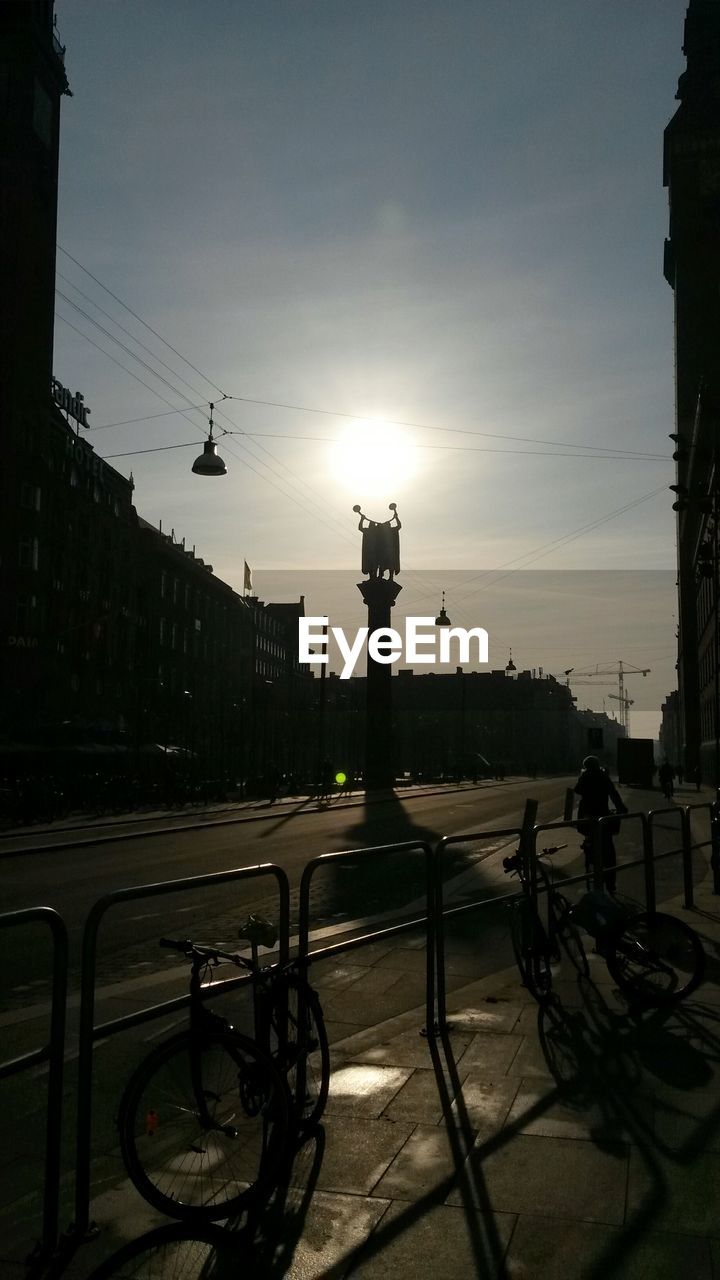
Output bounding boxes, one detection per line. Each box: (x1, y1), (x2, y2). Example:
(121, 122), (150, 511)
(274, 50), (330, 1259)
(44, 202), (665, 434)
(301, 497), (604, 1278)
(354, 504), (402, 791)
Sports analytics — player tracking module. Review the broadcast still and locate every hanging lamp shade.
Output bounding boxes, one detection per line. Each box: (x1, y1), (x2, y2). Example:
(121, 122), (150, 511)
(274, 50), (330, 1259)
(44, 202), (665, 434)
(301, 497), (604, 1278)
(435, 590), (451, 627)
(192, 437), (227, 476)
(192, 403), (227, 476)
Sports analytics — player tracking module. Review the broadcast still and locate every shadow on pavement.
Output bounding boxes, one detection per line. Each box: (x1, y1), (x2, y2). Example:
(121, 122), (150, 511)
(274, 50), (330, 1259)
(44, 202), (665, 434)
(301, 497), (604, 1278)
(78, 1128), (326, 1279)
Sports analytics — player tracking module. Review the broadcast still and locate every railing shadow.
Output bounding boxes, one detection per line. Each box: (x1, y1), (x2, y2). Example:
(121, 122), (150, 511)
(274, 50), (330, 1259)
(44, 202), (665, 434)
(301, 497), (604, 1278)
(79, 1127), (326, 1279)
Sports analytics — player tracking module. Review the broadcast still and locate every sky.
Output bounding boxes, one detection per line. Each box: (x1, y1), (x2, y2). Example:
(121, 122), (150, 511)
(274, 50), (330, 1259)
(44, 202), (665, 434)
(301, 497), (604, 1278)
(52, 1), (690, 735)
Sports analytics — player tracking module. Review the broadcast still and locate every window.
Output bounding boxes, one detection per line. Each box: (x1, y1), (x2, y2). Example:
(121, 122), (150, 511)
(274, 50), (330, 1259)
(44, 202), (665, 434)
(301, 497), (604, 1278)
(159, 617), (166, 644)
(20, 483), (41, 511)
(19, 536), (39, 570)
(15, 594), (37, 630)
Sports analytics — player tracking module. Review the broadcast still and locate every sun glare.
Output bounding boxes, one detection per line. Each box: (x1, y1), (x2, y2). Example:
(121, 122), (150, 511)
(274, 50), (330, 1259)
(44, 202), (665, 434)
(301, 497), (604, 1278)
(330, 420), (416, 500)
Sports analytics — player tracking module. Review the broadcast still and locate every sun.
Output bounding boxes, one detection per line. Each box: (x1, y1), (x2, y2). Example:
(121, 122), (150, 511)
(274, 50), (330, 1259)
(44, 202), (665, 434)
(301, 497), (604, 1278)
(330, 420), (416, 500)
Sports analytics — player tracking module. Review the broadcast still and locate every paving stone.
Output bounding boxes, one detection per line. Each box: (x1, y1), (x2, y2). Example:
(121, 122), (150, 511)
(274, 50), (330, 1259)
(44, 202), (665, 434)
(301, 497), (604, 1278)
(324, 1063), (411, 1118)
(444, 1000), (523, 1035)
(323, 1018), (368, 1045)
(457, 1030), (523, 1075)
(346, 1201), (516, 1279)
(373, 1123), (472, 1200)
(446, 1133), (628, 1225)
(356, 1027), (469, 1068)
(504, 1033), (556, 1078)
(653, 1085), (720, 1151)
(450, 1075), (521, 1135)
(505, 1079), (651, 1143)
(326, 966), (408, 1000)
(311, 962), (370, 993)
(369, 947), (430, 973)
(268, 1189), (390, 1279)
(322, 974), (426, 1027)
(382, 1066), (448, 1124)
(311, 1116), (415, 1196)
(505, 1213), (713, 1280)
(627, 1145), (720, 1237)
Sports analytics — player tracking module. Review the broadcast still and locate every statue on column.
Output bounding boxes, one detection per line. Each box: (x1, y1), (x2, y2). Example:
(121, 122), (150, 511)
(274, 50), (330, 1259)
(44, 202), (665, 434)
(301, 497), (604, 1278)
(353, 504), (401, 580)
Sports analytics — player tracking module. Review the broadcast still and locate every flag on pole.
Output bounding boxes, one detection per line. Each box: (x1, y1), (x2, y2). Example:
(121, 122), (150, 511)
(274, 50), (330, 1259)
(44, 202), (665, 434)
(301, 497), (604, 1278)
(243, 561), (252, 593)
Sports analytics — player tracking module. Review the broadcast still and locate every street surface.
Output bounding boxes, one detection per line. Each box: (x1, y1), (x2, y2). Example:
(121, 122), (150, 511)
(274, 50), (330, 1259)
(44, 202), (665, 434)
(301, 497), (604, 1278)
(2, 779), (568, 1000)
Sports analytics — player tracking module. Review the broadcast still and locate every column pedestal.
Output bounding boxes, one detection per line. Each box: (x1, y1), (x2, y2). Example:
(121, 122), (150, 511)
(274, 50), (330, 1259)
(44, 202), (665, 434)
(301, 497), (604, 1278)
(357, 577), (402, 790)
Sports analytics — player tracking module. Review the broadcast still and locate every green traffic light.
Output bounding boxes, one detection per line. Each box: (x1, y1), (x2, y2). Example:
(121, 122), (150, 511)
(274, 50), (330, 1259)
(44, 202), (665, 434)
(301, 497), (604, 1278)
(335, 771), (347, 786)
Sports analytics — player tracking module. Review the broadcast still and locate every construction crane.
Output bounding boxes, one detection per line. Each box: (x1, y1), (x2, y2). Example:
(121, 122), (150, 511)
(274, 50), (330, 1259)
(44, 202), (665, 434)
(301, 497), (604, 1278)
(572, 661), (651, 734)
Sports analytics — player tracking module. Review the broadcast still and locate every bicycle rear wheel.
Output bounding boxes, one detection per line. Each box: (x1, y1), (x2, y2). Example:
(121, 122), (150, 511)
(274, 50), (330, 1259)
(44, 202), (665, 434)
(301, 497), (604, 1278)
(118, 1030), (289, 1221)
(605, 911), (705, 1006)
(270, 976), (330, 1128)
(510, 901), (553, 1004)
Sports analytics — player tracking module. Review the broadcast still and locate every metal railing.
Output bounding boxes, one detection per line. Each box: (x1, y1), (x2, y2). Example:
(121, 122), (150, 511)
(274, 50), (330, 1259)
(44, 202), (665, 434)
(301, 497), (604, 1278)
(0, 907), (68, 1261)
(7, 794), (717, 1260)
(430, 801), (710, 1034)
(432, 824), (526, 1035)
(297, 840), (435, 1033)
(73, 862), (289, 1239)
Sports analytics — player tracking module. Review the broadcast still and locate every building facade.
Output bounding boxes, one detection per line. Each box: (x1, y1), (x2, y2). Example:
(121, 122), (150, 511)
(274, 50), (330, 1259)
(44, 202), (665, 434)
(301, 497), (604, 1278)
(664, 0), (720, 782)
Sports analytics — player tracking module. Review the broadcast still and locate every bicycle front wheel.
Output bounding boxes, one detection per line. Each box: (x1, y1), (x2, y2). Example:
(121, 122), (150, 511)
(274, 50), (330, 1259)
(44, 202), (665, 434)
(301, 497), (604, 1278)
(118, 1030), (289, 1221)
(605, 911), (705, 1006)
(549, 891), (589, 979)
(510, 901), (553, 1004)
(270, 977), (330, 1128)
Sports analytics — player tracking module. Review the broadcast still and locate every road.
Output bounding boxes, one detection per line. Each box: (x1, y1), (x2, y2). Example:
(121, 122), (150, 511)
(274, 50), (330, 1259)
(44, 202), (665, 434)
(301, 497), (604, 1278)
(2, 775), (705, 1018)
(2, 779), (569, 993)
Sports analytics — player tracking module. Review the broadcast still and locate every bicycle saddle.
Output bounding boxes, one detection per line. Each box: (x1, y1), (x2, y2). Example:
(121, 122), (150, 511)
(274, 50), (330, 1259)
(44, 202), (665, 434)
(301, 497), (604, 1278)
(238, 913), (278, 949)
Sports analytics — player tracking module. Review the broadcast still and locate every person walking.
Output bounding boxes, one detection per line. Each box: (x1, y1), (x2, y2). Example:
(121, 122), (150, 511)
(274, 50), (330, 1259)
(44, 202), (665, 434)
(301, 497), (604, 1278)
(573, 755), (627, 895)
(658, 760), (675, 801)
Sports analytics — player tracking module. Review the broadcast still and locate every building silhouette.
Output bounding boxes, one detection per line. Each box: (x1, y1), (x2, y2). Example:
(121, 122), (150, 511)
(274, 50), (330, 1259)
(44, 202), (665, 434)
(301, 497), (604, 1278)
(664, 0), (720, 780)
(0, 5), (315, 816)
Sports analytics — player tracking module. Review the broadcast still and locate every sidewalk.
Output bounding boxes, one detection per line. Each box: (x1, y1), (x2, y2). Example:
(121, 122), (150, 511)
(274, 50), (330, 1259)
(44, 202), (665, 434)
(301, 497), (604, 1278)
(5, 808), (720, 1278)
(0, 776), (533, 851)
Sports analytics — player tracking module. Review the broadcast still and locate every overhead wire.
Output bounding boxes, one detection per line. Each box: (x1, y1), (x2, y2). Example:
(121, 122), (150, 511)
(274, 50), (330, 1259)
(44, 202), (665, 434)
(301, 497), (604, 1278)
(55, 302), (360, 550)
(56, 245), (672, 602)
(55, 274), (363, 548)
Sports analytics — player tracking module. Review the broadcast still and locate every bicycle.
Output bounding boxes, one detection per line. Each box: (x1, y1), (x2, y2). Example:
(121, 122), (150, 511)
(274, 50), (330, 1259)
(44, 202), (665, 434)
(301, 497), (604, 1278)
(117, 915), (330, 1222)
(503, 843), (705, 1009)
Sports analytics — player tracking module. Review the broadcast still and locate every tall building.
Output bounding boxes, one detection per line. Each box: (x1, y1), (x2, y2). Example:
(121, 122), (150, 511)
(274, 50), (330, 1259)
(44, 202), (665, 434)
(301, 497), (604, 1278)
(664, 0), (720, 780)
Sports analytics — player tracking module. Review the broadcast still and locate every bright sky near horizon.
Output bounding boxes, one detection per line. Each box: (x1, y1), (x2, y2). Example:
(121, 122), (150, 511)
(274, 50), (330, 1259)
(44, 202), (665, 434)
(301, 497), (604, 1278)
(54, 0), (685, 626)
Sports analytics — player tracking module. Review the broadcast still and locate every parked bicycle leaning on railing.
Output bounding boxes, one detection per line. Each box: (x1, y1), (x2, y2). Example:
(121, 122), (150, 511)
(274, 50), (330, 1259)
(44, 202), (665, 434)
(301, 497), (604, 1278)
(116, 914), (329, 1222)
(504, 842), (705, 1009)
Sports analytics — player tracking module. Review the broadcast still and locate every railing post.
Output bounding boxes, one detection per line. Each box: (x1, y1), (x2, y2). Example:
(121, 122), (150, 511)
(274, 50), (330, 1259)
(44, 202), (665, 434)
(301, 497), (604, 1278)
(642, 814), (656, 914)
(428, 839), (448, 1038)
(421, 845), (437, 1039)
(0, 909), (68, 1262)
(711, 800), (720, 895)
(681, 807), (695, 909)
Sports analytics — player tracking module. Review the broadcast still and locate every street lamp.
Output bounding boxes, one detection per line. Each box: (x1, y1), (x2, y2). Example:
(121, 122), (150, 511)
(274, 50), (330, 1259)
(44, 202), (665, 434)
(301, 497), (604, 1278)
(192, 404), (227, 476)
(435, 591), (451, 627)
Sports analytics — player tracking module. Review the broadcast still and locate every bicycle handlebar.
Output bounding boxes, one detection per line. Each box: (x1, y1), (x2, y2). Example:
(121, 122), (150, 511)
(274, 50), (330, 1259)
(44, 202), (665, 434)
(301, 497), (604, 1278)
(159, 937), (251, 970)
(502, 843), (568, 874)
